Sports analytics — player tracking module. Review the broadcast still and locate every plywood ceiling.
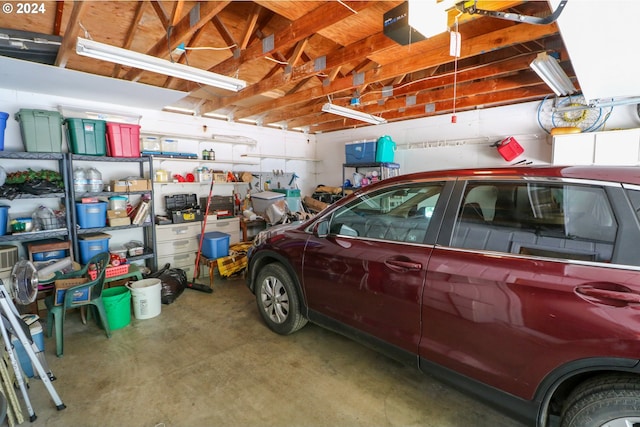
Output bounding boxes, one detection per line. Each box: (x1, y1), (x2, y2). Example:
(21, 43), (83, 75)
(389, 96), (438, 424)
(0, 1), (575, 133)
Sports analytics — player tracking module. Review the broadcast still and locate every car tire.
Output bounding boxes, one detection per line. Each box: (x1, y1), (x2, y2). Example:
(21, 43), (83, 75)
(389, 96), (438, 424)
(561, 374), (640, 427)
(255, 263), (308, 335)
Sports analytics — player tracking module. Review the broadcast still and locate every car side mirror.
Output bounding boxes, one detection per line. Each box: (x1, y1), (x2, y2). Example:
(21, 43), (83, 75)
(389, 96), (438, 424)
(313, 220), (329, 238)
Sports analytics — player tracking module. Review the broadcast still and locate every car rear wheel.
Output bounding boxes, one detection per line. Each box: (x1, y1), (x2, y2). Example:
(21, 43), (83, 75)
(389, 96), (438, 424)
(561, 374), (640, 427)
(255, 263), (307, 335)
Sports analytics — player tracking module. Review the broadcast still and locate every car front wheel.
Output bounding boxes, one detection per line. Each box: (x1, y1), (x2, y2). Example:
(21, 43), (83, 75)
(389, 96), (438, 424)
(255, 263), (307, 335)
(561, 374), (640, 427)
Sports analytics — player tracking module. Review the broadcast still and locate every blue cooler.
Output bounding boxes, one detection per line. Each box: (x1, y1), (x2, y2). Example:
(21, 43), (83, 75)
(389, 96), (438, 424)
(11, 321), (44, 378)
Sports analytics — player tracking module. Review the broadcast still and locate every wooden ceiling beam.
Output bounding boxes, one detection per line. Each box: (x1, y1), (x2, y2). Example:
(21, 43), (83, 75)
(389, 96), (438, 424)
(170, 1), (186, 27)
(124, 1), (231, 82)
(113, 1), (147, 78)
(207, 1), (376, 77)
(54, 0), (87, 68)
(240, 3), (262, 50)
(150, 1), (170, 30)
(201, 30), (395, 112)
(233, 22), (559, 120)
(211, 15), (240, 53)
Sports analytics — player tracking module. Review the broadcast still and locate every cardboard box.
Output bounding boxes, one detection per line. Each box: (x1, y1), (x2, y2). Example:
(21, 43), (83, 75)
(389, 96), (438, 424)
(107, 209), (131, 227)
(54, 277), (90, 306)
(110, 178), (151, 192)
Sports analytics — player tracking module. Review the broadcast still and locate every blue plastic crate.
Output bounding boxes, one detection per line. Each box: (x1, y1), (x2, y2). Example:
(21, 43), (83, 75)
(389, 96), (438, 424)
(199, 231), (230, 259)
(345, 140), (376, 164)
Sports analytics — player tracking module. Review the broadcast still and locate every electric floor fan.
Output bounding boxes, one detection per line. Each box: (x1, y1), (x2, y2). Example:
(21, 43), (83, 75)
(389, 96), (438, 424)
(0, 259), (65, 421)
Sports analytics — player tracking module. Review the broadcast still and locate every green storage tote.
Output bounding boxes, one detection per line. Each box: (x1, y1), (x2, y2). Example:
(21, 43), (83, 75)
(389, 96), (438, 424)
(65, 118), (107, 156)
(15, 109), (63, 152)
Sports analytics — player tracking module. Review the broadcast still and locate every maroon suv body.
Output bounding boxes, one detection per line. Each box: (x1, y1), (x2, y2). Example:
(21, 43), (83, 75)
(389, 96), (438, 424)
(247, 166), (640, 427)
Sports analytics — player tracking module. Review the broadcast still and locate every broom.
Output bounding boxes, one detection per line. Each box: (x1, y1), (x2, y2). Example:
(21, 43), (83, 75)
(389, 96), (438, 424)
(186, 178), (215, 293)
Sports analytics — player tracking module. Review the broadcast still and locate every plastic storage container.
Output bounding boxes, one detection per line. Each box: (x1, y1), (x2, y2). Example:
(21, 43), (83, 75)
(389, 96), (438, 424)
(73, 168), (88, 193)
(75, 202), (107, 228)
(65, 118), (107, 156)
(0, 111), (8, 150)
(375, 135), (396, 163)
(141, 136), (161, 152)
(0, 205), (8, 236)
(78, 233), (110, 264)
(108, 196), (128, 211)
(251, 191), (285, 217)
(345, 140), (376, 164)
(86, 167), (103, 192)
(11, 322), (44, 378)
(199, 231), (230, 259)
(161, 137), (179, 154)
(273, 189), (301, 212)
(15, 109), (63, 152)
(106, 122), (141, 157)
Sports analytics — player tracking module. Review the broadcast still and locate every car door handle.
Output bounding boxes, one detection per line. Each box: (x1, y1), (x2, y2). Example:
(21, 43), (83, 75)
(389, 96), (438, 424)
(575, 286), (640, 304)
(385, 259), (422, 272)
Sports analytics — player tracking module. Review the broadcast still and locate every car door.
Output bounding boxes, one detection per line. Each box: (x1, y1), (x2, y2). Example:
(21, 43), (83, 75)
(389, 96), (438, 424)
(420, 177), (640, 400)
(302, 180), (451, 357)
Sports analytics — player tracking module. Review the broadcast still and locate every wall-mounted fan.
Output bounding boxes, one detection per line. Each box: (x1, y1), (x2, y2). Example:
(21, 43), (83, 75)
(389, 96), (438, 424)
(537, 94), (612, 134)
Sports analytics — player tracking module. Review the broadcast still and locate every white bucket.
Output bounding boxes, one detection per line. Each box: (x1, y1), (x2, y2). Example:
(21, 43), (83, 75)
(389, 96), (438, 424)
(127, 278), (162, 320)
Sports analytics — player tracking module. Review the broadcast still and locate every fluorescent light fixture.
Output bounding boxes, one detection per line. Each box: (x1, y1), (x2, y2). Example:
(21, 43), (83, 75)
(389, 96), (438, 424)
(76, 37), (247, 92)
(322, 103), (387, 125)
(530, 52), (576, 97)
(163, 106), (196, 114)
(408, 0), (450, 39)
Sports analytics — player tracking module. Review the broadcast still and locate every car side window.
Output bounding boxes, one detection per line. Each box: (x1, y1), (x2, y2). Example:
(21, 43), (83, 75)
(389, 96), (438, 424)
(626, 188), (640, 222)
(451, 181), (617, 262)
(328, 182), (444, 244)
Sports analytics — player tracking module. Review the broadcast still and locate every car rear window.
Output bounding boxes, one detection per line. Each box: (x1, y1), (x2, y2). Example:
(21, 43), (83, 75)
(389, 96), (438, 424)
(451, 181), (617, 262)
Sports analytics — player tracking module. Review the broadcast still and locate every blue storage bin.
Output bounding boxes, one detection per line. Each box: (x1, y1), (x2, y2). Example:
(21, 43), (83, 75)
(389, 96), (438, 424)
(345, 140), (376, 164)
(11, 322), (44, 378)
(76, 202), (107, 228)
(199, 231), (230, 259)
(32, 250), (66, 261)
(78, 233), (110, 264)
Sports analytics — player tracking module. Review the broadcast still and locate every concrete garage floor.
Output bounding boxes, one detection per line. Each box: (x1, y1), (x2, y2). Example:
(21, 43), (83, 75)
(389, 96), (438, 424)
(25, 276), (526, 427)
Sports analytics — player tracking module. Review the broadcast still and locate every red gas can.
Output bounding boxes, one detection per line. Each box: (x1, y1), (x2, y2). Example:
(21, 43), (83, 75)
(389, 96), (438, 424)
(496, 136), (524, 161)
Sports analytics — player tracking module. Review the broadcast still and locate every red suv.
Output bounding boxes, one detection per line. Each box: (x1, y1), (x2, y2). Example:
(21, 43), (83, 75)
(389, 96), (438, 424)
(247, 166), (640, 427)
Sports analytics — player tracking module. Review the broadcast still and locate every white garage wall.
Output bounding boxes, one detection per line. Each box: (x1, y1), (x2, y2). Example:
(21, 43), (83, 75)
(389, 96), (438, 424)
(315, 101), (640, 187)
(2, 84), (640, 198)
(0, 87), (319, 199)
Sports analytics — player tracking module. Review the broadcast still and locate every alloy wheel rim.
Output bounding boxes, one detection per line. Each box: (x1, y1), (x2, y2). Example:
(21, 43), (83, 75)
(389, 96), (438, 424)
(600, 417), (640, 427)
(260, 276), (289, 324)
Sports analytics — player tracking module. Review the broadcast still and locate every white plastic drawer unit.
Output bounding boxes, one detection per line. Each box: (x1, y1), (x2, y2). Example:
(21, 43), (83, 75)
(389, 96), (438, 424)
(204, 217), (240, 244)
(156, 222), (201, 243)
(157, 254), (195, 278)
(156, 239), (200, 257)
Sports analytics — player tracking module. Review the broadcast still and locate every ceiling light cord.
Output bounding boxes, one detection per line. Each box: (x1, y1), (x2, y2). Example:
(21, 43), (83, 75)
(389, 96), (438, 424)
(79, 22), (92, 40)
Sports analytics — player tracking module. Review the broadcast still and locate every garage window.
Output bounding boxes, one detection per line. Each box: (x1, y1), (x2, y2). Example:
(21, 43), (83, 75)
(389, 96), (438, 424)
(452, 181), (616, 262)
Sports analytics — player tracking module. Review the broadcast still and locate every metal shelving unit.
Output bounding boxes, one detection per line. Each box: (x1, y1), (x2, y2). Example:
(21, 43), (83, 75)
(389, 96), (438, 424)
(0, 152), (73, 248)
(68, 154), (157, 270)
